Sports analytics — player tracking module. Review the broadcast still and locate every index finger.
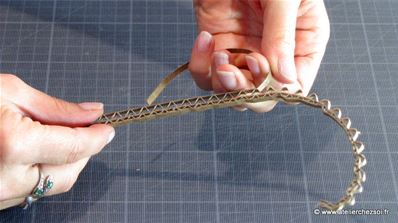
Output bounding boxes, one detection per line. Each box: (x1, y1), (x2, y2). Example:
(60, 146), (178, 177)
(189, 31), (215, 90)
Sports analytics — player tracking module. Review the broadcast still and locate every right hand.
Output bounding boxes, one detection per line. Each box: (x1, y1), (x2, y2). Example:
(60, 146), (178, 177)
(0, 74), (115, 210)
(189, 0), (330, 112)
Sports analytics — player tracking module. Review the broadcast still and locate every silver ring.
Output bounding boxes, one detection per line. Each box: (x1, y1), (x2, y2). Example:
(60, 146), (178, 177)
(21, 169), (54, 210)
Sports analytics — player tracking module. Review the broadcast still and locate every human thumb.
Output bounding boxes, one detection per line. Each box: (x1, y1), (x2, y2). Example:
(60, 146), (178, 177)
(261, 0), (300, 83)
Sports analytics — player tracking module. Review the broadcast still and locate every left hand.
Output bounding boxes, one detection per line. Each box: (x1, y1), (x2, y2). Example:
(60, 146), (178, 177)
(0, 74), (114, 210)
(189, 0), (330, 112)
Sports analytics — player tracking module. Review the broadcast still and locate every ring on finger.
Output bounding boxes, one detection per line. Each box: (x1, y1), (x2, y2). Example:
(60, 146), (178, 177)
(20, 168), (54, 209)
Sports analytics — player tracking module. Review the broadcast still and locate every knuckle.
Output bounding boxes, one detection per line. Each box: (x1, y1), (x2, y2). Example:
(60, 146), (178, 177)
(66, 135), (81, 164)
(0, 110), (24, 163)
(265, 32), (295, 54)
(51, 97), (70, 114)
(272, 34), (295, 49)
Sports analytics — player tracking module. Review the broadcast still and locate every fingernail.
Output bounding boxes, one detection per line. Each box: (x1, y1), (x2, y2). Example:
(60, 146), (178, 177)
(246, 56), (260, 77)
(214, 52), (229, 67)
(107, 129), (115, 144)
(197, 31), (212, 53)
(233, 106), (248, 112)
(278, 58), (297, 81)
(79, 102), (104, 110)
(217, 71), (237, 90)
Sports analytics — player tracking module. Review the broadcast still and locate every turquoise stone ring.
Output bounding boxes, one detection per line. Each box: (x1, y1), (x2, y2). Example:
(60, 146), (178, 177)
(21, 170), (54, 209)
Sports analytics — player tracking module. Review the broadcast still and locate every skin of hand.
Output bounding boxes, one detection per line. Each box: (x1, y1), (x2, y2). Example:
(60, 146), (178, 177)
(0, 74), (115, 210)
(189, 0), (330, 112)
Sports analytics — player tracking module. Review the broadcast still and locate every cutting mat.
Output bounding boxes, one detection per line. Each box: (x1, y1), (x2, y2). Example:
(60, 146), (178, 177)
(1, 0), (398, 222)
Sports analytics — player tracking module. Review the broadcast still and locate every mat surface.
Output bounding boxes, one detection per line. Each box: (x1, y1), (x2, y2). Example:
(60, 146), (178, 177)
(1, 0), (398, 222)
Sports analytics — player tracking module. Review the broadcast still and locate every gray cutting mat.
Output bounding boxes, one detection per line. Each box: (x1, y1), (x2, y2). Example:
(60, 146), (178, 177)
(1, 0), (398, 222)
